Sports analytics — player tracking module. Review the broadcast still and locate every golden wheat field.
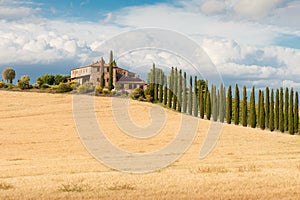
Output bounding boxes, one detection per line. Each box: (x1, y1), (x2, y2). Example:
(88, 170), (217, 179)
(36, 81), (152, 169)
(1, 90), (300, 199)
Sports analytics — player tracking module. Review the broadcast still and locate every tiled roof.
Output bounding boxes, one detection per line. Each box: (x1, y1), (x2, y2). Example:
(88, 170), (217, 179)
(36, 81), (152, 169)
(117, 76), (145, 83)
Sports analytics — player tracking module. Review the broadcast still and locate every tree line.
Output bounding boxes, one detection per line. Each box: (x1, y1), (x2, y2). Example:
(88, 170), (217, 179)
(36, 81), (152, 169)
(147, 65), (299, 135)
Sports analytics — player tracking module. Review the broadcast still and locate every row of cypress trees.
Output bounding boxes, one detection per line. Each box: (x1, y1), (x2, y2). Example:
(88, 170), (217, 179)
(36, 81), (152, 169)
(147, 65), (299, 134)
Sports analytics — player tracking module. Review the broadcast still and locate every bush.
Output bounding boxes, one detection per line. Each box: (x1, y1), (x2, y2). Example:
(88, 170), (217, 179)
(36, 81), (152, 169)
(95, 86), (103, 95)
(17, 75), (31, 90)
(103, 89), (112, 96)
(0, 81), (4, 88)
(57, 83), (72, 93)
(41, 84), (50, 89)
(6, 84), (14, 90)
(130, 88), (144, 100)
(77, 82), (95, 94)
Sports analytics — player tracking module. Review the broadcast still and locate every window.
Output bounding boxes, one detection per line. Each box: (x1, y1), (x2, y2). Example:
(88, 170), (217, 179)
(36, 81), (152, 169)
(97, 78), (100, 82)
(97, 67), (100, 72)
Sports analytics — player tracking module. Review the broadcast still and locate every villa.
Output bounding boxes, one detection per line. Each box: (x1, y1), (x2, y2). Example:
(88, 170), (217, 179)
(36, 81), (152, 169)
(70, 58), (146, 91)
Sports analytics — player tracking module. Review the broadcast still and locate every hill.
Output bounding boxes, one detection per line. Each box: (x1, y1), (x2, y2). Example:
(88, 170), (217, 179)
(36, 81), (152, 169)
(1, 90), (300, 199)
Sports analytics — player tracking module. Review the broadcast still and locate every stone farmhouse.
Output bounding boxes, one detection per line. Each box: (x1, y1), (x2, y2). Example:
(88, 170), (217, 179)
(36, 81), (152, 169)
(70, 58), (146, 91)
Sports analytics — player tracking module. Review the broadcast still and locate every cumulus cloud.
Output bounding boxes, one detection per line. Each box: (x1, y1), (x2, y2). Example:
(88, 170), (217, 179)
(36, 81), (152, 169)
(201, 0), (226, 15)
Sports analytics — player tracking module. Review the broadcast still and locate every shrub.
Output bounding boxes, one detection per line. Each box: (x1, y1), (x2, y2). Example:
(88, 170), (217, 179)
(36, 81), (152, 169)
(6, 84), (14, 90)
(103, 89), (112, 96)
(130, 88), (144, 100)
(95, 86), (103, 95)
(0, 81), (4, 88)
(41, 84), (50, 89)
(77, 82), (95, 94)
(17, 75), (31, 90)
(57, 83), (72, 93)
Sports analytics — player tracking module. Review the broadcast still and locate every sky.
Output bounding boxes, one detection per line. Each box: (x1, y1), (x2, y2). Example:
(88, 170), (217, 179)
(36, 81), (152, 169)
(0, 0), (299, 90)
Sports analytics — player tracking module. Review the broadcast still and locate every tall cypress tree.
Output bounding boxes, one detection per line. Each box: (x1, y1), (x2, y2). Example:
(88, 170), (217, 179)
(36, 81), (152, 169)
(182, 72), (187, 113)
(294, 92), (299, 134)
(242, 85), (247, 127)
(212, 85), (218, 121)
(258, 90), (261, 127)
(163, 80), (168, 106)
(260, 91), (265, 130)
(285, 87), (289, 131)
(270, 89), (275, 132)
(226, 85), (232, 124)
(108, 50), (114, 91)
(188, 76), (193, 115)
(100, 57), (105, 89)
(204, 80), (208, 114)
(275, 89), (280, 130)
(168, 68), (174, 108)
(279, 87), (284, 132)
(153, 64), (158, 102)
(219, 84), (225, 123)
(199, 85), (204, 119)
(159, 70), (164, 103)
(206, 90), (211, 120)
(177, 70), (182, 112)
(250, 86), (256, 128)
(234, 84), (240, 125)
(289, 88), (294, 134)
(265, 87), (270, 129)
(173, 68), (178, 110)
(193, 76), (198, 117)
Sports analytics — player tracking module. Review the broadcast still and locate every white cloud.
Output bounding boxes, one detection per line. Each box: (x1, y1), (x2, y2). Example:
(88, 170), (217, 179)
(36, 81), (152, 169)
(0, 6), (38, 20)
(233, 0), (283, 19)
(201, 0), (226, 15)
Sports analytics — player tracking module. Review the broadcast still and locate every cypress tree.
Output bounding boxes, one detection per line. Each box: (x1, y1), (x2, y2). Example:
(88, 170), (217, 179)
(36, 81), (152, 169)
(168, 68), (174, 108)
(265, 87), (270, 129)
(100, 57), (105, 89)
(270, 89), (275, 132)
(199, 85), (204, 119)
(212, 85), (218, 121)
(285, 87), (289, 131)
(182, 72), (187, 113)
(204, 80), (208, 113)
(108, 50), (114, 91)
(234, 84), (240, 125)
(206, 90), (211, 120)
(250, 86), (256, 128)
(159, 70), (164, 103)
(219, 84), (225, 123)
(279, 88), (284, 132)
(177, 70), (182, 112)
(193, 76), (198, 117)
(153, 64), (158, 102)
(294, 92), (299, 134)
(217, 89), (220, 120)
(258, 90), (261, 127)
(163, 80), (168, 106)
(260, 91), (265, 130)
(242, 85), (247, 127)
(289, 88), (294, 134)
(188, 76), (193, 115)
(275, 89), (279, 130)
(226, 85), (232, 124)
(173, 68), (178, 110)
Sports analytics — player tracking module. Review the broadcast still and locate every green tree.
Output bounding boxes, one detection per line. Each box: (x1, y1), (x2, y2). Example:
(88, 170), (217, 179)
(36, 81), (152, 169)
(188, 76), (193, 115)
(182, 72), (187, 113)
(206, 90), (211, 120)
(2, 68), (16, 84)
(177, 70), (182, 112)
(279, 88), (284, 132)
(159, 70), (164, 103)
(108, 51), (114, 91)
(250, 86), (256, 128)
(234, 84), (240, 125)
(199, 85), (204, 119)
(226, 85), (232, 124)
(193, 76), (198, 117)
(219, 84), (226, 123)
(168, 67), (174, 108)
(163, 81), (168, 106)
(289, 88), (294, 134)
(284, 87), (289, 131)
(242, 85), (247, 127)
(153, 64), (158, 102)
(260, 91), (265, 130)
(265, 87), (270, 128)
(294, 92), (299, 134)
(173, 68), (178, 110)
(258, 90), (261, 127)
(212, 85), (218, 121)
(270, 89), (275, 132)
(275, 89), (280, 130)
(17, 75), (31, 90)
(100, 57), (105, 89)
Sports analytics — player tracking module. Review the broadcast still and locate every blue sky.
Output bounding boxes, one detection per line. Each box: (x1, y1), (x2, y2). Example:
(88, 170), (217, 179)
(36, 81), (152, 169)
(0, 0), (299, 89)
